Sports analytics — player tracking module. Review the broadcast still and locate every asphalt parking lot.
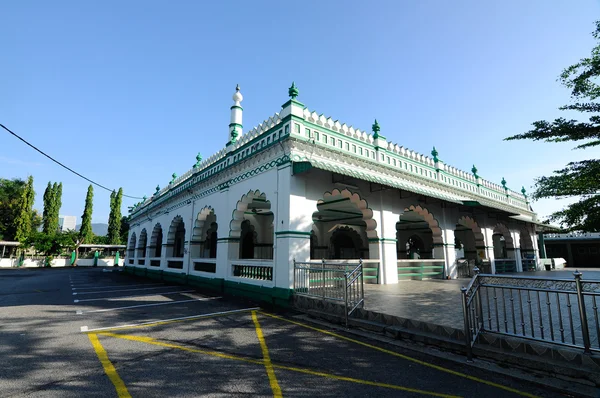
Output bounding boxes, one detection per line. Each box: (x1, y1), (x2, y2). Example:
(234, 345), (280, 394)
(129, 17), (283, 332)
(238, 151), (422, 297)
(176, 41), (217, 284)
(0, 267), (566, 397)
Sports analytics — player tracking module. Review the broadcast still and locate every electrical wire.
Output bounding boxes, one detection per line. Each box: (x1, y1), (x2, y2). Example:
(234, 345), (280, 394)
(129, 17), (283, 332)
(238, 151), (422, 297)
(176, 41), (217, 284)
(0, 122), (143, 199)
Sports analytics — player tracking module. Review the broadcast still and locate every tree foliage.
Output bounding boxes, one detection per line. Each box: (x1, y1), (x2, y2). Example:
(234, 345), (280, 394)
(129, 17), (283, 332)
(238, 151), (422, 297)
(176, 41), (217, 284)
(0, 178), (39, 241)
(107, 188), (123, 244)
(42, 182), (53, 234)
(79, 185), (94, 243)
(14, 176), (35, 243)
(42, 181), (63, 234)
(506, 21), (600, 231)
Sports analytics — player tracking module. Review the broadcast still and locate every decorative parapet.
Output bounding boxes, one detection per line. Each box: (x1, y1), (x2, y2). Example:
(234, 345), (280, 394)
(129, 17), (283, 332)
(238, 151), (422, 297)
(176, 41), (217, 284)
(131, 87), (533, 217)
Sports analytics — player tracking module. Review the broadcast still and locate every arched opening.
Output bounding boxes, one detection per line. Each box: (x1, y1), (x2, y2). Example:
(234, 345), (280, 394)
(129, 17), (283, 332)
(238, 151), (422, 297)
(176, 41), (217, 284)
(166, 216), (186, 258)
(492, 224), (514, 259)
(455, 216), (486, 261)
(520, 227), (536, 271)
(127, 232), (136, 264)
(191, 207), (218, 259)
(396, 207), (441, 260)
(493, 223), (516, 273)
(230, 190), (274, 260)
(311, 188), (375, 260)
(330, 226), (364, 259)
(137, 229), (147, 265)
(149, 223), (163, 259)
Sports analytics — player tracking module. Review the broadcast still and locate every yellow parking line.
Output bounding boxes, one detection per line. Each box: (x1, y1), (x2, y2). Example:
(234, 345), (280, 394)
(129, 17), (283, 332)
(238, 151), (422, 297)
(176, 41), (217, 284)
(88, 333), (132, 398)
(252, 311), (282, 398)
(259, 312), (538, 398)
(82, 307), (258, 333)
(100, 331), (457, 397)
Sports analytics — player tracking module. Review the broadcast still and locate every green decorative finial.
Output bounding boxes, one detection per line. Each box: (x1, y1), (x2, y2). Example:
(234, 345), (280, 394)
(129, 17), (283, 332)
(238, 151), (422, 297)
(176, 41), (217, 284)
(501, 177), (507, 189)
(288, 82), (299, 99)
(521, 186), (527, 196)
(155, 185), (160, 195)
(193, 152), (203, 168)
(431, 146), (439, 163)
(471, 165), (479, 179)
(143, 195), (147, 201)
(371, 119), (381, 139)
(230, 127), (239, 143)
(170, 173), (177, 184)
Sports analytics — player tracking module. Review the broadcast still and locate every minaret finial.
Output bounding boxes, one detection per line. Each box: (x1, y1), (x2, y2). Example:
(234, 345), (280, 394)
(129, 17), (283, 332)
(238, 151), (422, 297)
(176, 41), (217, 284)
(431, 146), (439, 162)
(471, 165), (479, 179)
(371, 119), (381, 139)
(501, 177), (507, 189)
(288, 82), (299, 99)
(229, 85), (244, 146)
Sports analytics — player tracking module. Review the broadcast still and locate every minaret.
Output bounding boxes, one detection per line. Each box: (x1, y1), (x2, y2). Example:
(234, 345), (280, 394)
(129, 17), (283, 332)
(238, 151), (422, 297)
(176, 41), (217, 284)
(228, 84), (243, 146)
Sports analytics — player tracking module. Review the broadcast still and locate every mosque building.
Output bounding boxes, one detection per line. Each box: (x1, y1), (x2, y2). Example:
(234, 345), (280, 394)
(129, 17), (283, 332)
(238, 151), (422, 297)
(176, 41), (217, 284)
(125, 84), (542, 301)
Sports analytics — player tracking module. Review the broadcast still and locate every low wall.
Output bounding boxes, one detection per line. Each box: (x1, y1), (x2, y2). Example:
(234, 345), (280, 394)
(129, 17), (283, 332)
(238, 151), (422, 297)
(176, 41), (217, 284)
(0, 258), (124, 268)
(123, 265), (292, 308)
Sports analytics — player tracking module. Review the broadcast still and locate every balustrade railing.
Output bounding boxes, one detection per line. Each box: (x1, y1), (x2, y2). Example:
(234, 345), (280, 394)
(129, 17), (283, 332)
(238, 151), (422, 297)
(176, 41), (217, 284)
(462, 268), (599, 361)
(231, 261), (273, 281)
(293, 259), (364, 326)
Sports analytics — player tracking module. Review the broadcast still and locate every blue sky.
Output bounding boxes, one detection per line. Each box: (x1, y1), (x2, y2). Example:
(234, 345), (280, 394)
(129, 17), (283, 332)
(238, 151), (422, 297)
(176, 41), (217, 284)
(2, 0), (600, 224)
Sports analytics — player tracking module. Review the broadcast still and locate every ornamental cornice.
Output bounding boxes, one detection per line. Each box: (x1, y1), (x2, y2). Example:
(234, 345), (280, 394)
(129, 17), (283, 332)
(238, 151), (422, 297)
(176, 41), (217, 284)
(129, 145), (290, 226)
(289, 139), (534, 217)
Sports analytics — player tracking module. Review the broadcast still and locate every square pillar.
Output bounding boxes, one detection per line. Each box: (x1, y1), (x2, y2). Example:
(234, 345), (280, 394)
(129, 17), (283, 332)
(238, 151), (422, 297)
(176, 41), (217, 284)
(442, 228), (457, 279)
(483, 227), (496, 274)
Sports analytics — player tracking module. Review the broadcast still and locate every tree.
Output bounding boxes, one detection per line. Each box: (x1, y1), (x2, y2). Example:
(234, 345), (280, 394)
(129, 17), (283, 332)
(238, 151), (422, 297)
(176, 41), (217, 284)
(120, 215), (130, 245)
(506, 21), (600, 232)
(79, 185), (94, 243)
(107, 188), (123, 244)
(42, 182), (53, 234)
(51, 182), (62, 233)
(14, 176), (34, 243)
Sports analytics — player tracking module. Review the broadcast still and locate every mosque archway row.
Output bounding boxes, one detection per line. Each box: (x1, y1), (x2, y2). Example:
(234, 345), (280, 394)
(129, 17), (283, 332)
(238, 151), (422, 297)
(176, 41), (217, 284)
(124, 186), (541, 286)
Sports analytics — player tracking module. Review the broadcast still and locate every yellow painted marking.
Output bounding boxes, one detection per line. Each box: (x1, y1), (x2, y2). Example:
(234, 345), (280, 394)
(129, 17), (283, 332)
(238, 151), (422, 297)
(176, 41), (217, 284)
(259, 312), (539, 398)
(82, 308), (257, 333)
(100, 332), (457, 397)
(252, 311), (282, 397)
(88, 333), (132, 398)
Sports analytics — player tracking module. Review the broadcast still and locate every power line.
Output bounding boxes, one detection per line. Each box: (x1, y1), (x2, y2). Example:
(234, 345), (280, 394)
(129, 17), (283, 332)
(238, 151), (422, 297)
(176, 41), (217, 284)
(1, 122), (143, 199)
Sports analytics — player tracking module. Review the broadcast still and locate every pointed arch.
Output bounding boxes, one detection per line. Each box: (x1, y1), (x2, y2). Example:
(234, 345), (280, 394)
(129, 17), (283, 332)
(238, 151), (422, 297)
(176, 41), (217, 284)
(166, 215), (186, 258)
(127, 232), (137, 260)
(137, 229), (148, 259)
(192, 206), (217, 241)
(319, 188), (377, 239)
(403, 205), (443, 244)
(330, 226), (367, 259)
(230, 190), (272, 238)
(149, 223), (163, 258)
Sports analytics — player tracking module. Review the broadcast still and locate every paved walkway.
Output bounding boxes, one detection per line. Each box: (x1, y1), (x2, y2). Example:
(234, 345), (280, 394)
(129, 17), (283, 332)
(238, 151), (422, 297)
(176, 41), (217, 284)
(363, 268), (600, 331)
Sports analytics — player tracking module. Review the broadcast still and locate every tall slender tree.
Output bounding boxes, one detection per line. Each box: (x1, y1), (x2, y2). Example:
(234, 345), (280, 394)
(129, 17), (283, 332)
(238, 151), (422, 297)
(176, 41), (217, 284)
(107, 188), (123, 244)
(42, 182), (53, 234)
(79, 185), (94, 243)
(51, 182), (62, 232)
(14, 176), (34, 242)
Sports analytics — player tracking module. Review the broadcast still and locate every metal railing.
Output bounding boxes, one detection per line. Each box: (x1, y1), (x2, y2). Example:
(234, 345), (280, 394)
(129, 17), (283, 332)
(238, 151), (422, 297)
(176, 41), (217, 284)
(293, 259), (364, 326)
(461, 268), (599, 361)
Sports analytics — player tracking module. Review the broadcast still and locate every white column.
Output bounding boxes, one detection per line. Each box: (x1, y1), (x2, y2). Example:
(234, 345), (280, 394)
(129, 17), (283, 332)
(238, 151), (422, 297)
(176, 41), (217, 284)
(273, 164), (314, 289)
(378, 210), (399, 285)
(512, 230), (523, 272)
(443, 228), (457, 279)
(483, 227), (496, 274)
